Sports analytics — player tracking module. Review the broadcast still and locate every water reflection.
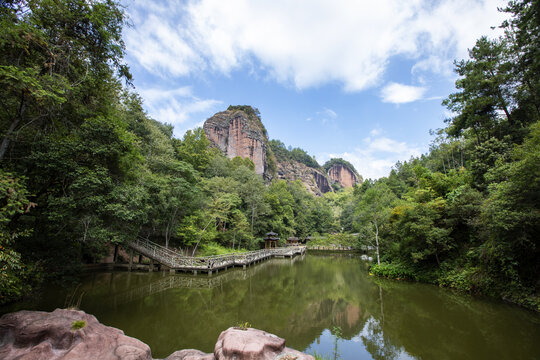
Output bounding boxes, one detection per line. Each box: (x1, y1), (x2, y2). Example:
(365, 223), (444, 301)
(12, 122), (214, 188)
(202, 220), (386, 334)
(3, 254), (539, 360)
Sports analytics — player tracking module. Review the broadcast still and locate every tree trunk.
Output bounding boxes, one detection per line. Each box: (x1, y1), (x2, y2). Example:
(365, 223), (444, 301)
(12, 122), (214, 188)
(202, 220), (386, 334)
(251, 206), (255, 234)
(191, 218), (214, 256)
(374, 220), (380, 265)
(0, 94), (26, 161)
(165, 208), (179, 249)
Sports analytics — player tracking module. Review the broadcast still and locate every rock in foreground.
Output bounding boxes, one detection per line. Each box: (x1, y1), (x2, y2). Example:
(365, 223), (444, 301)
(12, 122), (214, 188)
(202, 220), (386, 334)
(0, 308), (151, 360)
(0, 309), (314, 360)
(213, 327), (313, 360)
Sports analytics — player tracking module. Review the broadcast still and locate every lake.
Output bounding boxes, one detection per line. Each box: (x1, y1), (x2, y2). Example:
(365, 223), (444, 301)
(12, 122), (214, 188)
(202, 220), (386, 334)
(3, 253), (540, 359)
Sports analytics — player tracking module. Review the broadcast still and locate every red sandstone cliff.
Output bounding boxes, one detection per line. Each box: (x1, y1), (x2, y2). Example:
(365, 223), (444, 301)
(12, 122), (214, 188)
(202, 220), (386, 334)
(203, 107), (344, 196)
(203, 108), (268, 176)
(328, 163), (359, 188)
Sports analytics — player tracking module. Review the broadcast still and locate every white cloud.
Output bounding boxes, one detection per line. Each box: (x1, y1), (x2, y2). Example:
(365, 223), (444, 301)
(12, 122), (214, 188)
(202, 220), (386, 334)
(137, 86), (222, 137)
(124, 0), (507, 91)
(319, 129), (423, 179)
(380, 82), (427, 104)
(307, 107), (338, 124)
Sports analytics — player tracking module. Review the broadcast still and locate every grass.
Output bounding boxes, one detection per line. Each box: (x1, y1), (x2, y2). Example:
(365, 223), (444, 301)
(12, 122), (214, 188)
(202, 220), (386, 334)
(234, 321), (251, 330)
(71, 320), (86, 330)
(197, 242), (249, 257)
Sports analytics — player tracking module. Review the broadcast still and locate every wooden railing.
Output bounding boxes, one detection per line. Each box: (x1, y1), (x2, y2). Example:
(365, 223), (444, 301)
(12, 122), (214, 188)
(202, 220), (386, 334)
(128, 238), (306, 271)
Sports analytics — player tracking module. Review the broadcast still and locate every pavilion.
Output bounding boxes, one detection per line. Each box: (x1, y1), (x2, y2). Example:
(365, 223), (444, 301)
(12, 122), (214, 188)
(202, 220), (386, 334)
(264, 231), (279, 249)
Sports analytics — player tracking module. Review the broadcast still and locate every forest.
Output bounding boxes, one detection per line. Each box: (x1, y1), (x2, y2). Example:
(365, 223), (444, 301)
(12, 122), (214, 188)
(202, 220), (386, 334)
(0, 0), (538, 311)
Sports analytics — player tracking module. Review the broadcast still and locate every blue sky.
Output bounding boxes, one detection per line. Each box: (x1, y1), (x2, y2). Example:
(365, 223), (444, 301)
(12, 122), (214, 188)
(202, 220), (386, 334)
(122, 0), (507, 179)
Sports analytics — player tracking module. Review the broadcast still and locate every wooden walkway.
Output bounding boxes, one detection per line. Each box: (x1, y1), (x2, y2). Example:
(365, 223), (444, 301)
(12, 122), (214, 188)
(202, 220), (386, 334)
(128, 238), (306, 274)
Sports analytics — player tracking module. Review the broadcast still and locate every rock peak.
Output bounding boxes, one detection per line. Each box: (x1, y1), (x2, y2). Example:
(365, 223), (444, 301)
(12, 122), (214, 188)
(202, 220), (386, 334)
(324, 158), (361, 188)
(203, 106), (269, 176)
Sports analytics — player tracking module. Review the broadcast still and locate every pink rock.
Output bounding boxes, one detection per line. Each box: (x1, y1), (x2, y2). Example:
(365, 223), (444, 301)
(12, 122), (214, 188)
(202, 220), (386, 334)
(328, 163), (359, 188)
(214, 327), (314, 360)
(0, 308), (151, 360)
(164, 349), (215, 360)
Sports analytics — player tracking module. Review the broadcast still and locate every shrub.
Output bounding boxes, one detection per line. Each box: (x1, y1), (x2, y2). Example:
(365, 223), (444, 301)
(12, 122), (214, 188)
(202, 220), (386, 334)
(371, 262), (419, 281)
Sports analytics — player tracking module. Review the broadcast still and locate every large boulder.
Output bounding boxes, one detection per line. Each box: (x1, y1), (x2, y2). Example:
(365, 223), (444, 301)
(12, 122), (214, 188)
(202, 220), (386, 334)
(0, 308), (151, 360)
(214, 327), (314, 360)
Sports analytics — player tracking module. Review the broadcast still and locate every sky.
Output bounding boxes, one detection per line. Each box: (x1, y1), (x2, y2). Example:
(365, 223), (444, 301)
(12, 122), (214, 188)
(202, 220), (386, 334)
(122, 0), (508, 179)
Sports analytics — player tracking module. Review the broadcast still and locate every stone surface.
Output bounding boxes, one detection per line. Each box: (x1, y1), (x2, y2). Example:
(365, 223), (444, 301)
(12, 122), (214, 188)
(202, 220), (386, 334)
(0, 308), (151, 360)
(214, 327), (314, 360)
(276, 160), (332, 195)
(328, 164), (359, 188)
(203, 109), (268, 176)
(164, 349), (214, 360)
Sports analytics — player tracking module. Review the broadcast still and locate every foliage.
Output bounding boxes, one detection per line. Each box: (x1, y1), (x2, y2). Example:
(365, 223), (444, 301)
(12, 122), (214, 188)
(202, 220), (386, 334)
(306, 234), (357, 248)
(197, 242), (247, 257)
(269, 139), (321, 169)
(370, 263), (419, 281)
(0, 171), (38, 304)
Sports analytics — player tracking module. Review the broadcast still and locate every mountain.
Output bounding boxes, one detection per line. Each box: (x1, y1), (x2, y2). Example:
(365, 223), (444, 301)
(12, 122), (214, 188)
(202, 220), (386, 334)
(203, 106), (361, 194)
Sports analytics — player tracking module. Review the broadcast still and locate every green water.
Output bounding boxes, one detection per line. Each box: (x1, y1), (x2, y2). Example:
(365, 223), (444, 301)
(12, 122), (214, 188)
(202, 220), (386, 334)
(3, 254), (540, 359)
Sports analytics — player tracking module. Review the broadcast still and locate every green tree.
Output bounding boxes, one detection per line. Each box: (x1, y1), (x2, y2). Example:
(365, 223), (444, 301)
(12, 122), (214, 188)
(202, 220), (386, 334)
(355, 183), (396, 265)
(0, 170), (37, 304)
(174, 127), (212, 172)
(482, 122), (540, 300)
(262, 180), (296, 240)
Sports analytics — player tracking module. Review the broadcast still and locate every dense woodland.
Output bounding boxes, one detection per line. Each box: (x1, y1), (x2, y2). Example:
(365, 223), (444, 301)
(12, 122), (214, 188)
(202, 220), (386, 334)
(0, 0), (538, 311)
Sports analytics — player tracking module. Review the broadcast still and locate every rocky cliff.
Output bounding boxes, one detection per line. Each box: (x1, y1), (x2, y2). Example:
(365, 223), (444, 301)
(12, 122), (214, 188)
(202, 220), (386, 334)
(328, 163), (359, 188)
(203, 106), (269, 176)
(276, 160), (332, 196)
(203, 107), (335, 195)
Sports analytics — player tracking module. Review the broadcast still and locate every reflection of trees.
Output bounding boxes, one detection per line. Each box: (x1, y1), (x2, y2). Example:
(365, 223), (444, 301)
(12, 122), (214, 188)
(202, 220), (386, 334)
(361, 317), (402, 360)
(368, 278), (540, 360)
